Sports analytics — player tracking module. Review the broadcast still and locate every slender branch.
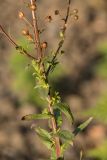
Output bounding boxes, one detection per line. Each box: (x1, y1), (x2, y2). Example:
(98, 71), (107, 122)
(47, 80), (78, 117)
(30, 0), (42, 59)
(46, 0), (71, 76)
(0, 25), (36, 60)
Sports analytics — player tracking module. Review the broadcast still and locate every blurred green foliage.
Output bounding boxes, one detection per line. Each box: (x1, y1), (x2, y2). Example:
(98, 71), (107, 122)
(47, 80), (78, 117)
(95, 41), (107, 78)
(9, 37), (64, 107)
(88, 141), (107, 160)
(85, 41), (107, 160)
(84, 41), (107, 123)
(85, 92), (107, 124)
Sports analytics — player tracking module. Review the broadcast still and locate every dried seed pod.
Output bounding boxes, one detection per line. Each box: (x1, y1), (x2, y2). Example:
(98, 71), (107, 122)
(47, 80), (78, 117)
(22, 29), (29, 36)
(18, 11), (24, 19)
(74, 15), (79, 20)
(73, 9), (78, 14)
(41, 42), (48, 49)
(45, 16), (52, 22)
(54, 10), (60, 15)
(30, 4), (37, 11)
(27, 34), (33, 41)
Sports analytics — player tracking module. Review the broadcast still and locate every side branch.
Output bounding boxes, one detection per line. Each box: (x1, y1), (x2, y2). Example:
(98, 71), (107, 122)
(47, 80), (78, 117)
(46, 0), (71, 75)
(0, 25), (36, 60)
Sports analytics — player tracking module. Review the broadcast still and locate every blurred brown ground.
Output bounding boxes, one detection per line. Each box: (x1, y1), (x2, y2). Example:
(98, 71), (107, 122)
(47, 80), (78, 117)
(0, 0), (107, 160)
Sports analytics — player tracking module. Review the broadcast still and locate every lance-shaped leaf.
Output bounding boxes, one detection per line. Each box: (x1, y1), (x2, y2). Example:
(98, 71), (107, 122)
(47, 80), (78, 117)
(61, 142), (72, 155)
(21, 113), (53, 120)
(54, 103), (74, 123)
(73, 117), (93, 136)
(35, 127), (53, 149)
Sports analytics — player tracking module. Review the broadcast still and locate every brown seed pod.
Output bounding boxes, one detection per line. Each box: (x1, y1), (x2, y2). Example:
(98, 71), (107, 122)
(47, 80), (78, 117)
(22, 29), (29, 36)
(30, 4), (37, 11)
(54, 10), (60, 15)
(74, 15), (79, 20)
(27, 34), (33, 41)
(18, 11), (24, 19)
(45, 16), (52, 22)
(73, 9), (78, 14)
(41, 42), (48, 49)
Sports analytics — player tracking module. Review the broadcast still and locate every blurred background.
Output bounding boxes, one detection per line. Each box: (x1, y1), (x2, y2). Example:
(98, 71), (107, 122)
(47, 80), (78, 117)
(0, 0), (107, 160)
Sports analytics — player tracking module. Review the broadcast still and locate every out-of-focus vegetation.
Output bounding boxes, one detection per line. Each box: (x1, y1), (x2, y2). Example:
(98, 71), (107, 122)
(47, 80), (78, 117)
(95, 41), (107, 78)
(88, 140), (107, 160)
(84, 41), (107, 160)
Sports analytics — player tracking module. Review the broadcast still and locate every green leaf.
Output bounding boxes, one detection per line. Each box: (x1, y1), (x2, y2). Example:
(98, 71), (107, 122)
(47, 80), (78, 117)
(61, 141), (73, 155)
(21, 113), (53, 120)
(73, 117), (93, 136)
(35, 127), (53, 149)
(54, 103), (74, 123)
(57, 130), (74, 141)
(54, 109), (62, 127)
(51, 147), (57, 160)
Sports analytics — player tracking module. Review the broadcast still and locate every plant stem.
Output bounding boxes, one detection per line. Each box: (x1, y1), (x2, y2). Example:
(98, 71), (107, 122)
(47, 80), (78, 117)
(29, 1), (62, 156)
(47, 89), (61, 158)
(30, 0), (42, 59)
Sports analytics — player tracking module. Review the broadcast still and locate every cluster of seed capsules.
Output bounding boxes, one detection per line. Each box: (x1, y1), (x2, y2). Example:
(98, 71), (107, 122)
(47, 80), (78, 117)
(18, 2), (79, 50)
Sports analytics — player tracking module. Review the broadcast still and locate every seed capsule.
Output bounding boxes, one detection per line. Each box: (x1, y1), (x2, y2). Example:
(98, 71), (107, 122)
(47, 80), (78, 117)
(54, 10), (60, 15)
(73, 9), (78, 14)
(45, 16), (52, 22)
(74, 15), (79, 20)
(41, 42), (48, 49)
(22, 29), (29, 36)
(30, 4), (37, 11)
(18, 11), (24, 19)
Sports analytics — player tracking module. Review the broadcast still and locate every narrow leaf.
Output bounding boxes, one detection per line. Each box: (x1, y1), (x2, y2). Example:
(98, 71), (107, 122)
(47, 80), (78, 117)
(61, 142), (73, 155)
(35, 127), (53, 149)
(57, 130), (74, 141)
(54, 103), (74, 123)
(21, 113), (52, 120)
(73, 117), (93, 136)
